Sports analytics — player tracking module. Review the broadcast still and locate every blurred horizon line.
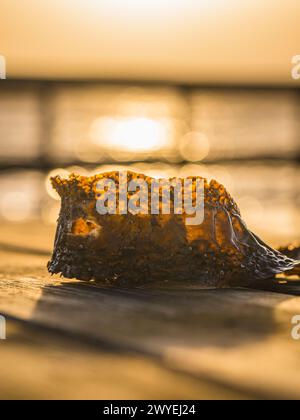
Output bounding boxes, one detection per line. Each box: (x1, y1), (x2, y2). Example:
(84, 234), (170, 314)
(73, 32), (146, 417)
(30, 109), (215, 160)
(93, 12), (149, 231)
(2, 78), (300, 91)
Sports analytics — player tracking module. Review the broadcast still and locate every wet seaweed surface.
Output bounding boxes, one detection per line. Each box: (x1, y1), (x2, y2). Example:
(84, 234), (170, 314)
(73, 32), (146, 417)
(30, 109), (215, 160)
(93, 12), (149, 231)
(48, 172), (300, 288)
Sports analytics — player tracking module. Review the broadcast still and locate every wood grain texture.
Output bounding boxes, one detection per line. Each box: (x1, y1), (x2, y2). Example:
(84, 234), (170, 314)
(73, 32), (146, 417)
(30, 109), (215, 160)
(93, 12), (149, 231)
(2, 320), (249, 400)
(0, 222), (300, 399)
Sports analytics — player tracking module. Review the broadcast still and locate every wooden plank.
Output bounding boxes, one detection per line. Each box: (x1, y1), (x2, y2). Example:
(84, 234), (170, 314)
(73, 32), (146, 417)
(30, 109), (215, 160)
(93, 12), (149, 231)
(1, 260), (300, 399)
(0, 222), (300, 399)
(1, 319), (250, 400)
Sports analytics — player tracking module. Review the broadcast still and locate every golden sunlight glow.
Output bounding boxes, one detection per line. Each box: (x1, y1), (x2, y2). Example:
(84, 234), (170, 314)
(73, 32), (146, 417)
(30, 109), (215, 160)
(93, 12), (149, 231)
(2, 1), (300, 84)
(90, 116), (171, 154)
(179, 132), (210, 162)
(0, 192), (33, 222)
(91, 0), (187, 18)
(41, 201), (61, 225)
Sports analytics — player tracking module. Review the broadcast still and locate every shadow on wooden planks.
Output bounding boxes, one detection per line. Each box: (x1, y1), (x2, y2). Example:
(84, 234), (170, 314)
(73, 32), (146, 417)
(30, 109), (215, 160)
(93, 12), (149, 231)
(29, 278), (299, 351)
(24, 278), (300, 400)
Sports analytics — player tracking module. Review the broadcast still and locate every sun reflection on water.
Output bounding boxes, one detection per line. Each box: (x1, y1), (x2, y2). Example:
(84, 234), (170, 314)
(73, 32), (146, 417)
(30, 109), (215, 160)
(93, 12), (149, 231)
(90, 116), (173, 155)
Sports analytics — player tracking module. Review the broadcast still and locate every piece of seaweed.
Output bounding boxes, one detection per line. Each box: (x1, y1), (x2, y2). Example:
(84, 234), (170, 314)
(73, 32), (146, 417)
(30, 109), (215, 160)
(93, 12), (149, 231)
(48, 172), (299, 288)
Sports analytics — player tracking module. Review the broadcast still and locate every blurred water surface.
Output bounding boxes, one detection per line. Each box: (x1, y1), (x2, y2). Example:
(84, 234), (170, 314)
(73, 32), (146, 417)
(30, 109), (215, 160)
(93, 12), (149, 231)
(0, 162), (298, 247)
(0, 82), (299, 247)
(0, 83), (299, 164)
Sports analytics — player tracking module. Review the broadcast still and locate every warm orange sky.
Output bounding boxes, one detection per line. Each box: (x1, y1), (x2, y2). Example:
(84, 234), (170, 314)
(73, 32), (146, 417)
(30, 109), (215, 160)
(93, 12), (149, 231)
(0, 0), (300, 84)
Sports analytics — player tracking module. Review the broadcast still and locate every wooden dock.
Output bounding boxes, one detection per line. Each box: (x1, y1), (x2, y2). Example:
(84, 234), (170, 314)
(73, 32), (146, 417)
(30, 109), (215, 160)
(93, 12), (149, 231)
(0, 222), (300, 400)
